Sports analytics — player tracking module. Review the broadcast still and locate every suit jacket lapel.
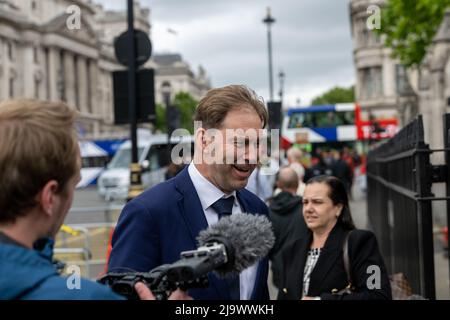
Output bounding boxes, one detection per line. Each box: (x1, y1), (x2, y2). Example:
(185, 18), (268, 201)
(235, 190), (250, 213)
(309, 224), (346, 295)
(174, 167), (227, 298)
(174, 167), (208, 245)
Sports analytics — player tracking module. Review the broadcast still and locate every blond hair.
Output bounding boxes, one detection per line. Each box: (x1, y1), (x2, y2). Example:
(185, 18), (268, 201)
(0, 99), (79, 223)
(194, 85), (268, 129)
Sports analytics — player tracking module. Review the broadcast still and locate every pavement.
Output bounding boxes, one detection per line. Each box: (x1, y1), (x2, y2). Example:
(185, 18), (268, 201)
(350, 186), (450, 299)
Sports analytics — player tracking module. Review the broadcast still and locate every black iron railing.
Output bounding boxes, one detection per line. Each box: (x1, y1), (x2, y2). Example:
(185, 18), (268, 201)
(366, 114), (449, 299)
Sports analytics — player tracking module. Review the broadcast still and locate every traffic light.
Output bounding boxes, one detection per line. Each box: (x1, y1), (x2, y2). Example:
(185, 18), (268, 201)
(267, 101), (282, 130)
(166, 105), (181, 136)
(112, 69), (156, 125)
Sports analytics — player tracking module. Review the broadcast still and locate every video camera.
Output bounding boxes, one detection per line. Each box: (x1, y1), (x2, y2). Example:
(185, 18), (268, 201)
(98, 213), (275, 300)
(98, 240), (233, 300)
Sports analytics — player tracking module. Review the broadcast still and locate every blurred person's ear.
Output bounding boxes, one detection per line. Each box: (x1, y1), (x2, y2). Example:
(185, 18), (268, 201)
(195, 127), (208, 149)
(275, 179), (282, 189)
(37, 180), (59, 218)
(335, 203), (344, 218)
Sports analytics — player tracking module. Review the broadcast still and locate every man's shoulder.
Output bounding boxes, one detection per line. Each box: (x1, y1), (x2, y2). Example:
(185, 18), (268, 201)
(130, 177), (182, 208)
(238, 188), (268, 213)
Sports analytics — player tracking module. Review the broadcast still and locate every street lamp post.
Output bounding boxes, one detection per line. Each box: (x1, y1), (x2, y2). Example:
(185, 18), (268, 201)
(162, 82), (173, 160)
(162, 82), (172, 112)
(162, 82), (172, 137)
(278, 69), (285, 104)
(126, 0), (143, 201)
(127, 0), (137, 164)
(263, 7), (275, 102)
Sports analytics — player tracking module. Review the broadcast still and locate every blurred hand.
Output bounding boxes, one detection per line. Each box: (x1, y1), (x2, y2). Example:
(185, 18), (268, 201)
(135, 282), (155, 300)
(301, 296), (315, 300)
(135, 282), (193, 300)
(168, 288), (193, 300)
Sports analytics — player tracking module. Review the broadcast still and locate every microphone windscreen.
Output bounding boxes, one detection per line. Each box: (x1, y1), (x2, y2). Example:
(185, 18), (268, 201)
(196, 213), (275, 277)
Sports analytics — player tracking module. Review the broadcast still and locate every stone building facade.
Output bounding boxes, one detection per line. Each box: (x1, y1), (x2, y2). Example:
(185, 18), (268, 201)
(350, 0), (450, 228)
(153, 53), (210, 105)
(349, 0), (418, 126)
(350, 0), (450, 153)
(0, 0), (210, 139)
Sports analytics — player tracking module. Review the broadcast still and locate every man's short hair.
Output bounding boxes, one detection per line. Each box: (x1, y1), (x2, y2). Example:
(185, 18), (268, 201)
(0, 100), (79, 224)
(277, 166), (299, 190)
(287, 147), (303, 162)
(194, 85), (268, 129)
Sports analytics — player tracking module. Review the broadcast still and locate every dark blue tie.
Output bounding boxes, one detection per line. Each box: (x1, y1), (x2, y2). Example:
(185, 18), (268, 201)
(210, 196), (240, 300)
(211, 196), (235, 220)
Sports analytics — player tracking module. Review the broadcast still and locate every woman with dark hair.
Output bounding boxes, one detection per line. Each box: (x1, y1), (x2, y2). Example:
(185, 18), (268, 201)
(277, 175), (391, 300)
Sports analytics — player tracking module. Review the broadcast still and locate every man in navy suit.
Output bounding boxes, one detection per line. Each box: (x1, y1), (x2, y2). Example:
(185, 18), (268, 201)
(108, 85), (271, 300)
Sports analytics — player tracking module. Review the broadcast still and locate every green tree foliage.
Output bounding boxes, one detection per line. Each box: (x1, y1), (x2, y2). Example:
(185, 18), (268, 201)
(155, 91), (198, 134)
(173, 91), (198, 134)
(155, 102), (166, 132)
(311, 86), (355, 105)
(376, 0), (450, 67)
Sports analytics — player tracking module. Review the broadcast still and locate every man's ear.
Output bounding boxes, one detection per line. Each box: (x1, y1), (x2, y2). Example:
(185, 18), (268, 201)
(197, 128), (212, 150)
(37, 180), (59, 217)
(275, 180), (282, 189)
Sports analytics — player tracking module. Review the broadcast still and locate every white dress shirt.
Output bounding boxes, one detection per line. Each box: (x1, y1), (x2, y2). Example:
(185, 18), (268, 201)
(188, 162), (258, 300)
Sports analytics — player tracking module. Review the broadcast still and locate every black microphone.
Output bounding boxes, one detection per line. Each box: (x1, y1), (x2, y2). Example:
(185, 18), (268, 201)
(165, 213), (275, 282)
(99, 213), (275, 299)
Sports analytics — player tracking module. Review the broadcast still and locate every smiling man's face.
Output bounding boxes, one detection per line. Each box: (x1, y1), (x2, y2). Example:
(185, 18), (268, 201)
(204, 106), (263, 194)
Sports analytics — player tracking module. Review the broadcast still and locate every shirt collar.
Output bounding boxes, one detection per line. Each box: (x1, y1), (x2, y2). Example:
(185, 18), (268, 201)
(0, 232), (55, 261)
(0, 231), (27, 248)
(33, 237), (55, 261)
(188, 162), (236, 211)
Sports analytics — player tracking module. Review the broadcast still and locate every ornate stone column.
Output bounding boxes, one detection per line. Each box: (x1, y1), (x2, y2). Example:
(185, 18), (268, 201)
(22, 44), (34, 97)
(47, 47), (60, 101)
(64, 51), (76, 108)
(76, 56), (88, 114)
(88, 59), (99, 116)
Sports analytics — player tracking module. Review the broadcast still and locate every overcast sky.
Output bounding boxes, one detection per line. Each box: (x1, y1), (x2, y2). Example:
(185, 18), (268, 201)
(97, 0), (355, 106)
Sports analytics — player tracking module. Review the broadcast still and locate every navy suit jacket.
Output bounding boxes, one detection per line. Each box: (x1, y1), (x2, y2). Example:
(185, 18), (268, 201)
(108, 167), (270, 300)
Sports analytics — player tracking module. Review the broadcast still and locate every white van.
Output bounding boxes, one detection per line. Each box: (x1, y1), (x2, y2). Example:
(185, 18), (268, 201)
(77, 141), (109, 188)
(97, 132), (194, 201)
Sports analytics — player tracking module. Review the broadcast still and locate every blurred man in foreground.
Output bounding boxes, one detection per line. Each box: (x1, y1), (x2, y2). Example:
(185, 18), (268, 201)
(0, 99), (188, 300)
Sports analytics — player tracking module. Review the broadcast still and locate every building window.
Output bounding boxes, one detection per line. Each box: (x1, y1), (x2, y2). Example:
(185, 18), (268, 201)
(357, 19), (381, 47)
(396, 64), (412, 95)
(361, 67), (383, 99)
(7, 42), (13, 61)
(360, 27), (368, 46)
(372, 32), (381, 45)
(58, 50), (66, 101)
